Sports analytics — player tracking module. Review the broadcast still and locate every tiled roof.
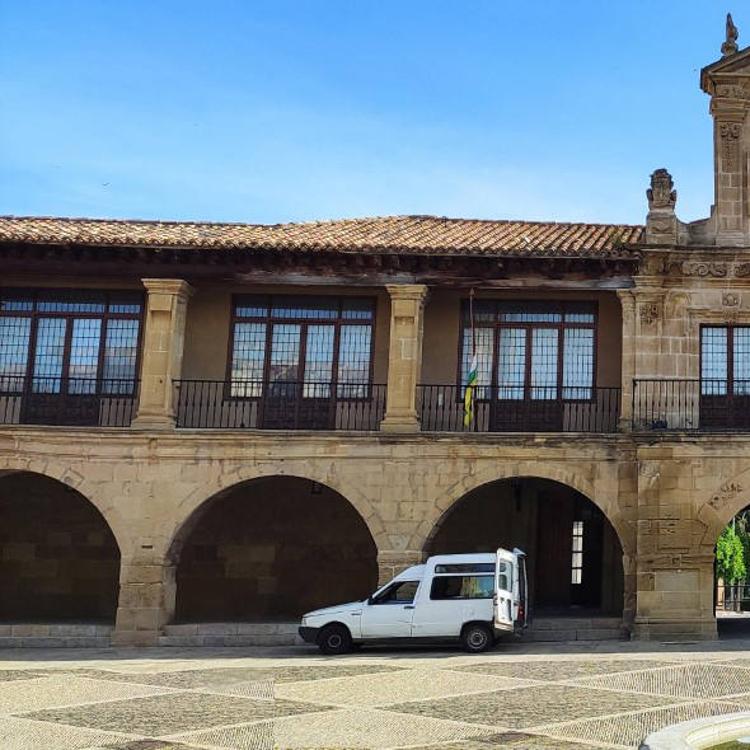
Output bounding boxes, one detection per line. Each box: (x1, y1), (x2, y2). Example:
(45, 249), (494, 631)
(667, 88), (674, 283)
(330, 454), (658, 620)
(0, 215), (644, 258)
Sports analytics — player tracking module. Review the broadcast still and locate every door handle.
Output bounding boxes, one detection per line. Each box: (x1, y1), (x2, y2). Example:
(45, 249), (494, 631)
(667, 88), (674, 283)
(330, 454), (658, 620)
(403, 605), (415, 609)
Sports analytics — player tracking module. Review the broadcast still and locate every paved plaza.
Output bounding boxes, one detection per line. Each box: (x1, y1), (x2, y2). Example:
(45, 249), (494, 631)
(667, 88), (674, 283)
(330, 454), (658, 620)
(3, 640), (750, 749)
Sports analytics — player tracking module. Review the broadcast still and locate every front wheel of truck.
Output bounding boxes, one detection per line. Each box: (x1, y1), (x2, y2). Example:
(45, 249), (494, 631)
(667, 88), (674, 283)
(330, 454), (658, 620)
(317, 624), (353, 655)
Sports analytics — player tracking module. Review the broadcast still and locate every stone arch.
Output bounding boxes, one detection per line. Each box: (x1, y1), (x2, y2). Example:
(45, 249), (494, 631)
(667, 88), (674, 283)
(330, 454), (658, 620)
(0, 459), (130, 556)
(167, 473), (380, 621)
(699, 467), (750, 548)
(165, 463), (387, 561)
(422, 472), (628, 618)
(0, 469), (121, 621)
(415, 462), (631, 557)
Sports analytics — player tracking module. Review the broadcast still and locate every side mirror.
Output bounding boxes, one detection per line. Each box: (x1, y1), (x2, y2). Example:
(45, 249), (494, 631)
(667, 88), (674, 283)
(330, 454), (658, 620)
(367, 596), (375, 605)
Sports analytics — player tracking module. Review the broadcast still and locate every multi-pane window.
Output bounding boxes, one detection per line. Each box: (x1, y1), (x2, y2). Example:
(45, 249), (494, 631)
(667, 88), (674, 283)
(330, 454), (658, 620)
(701, 326), (750, 396)
(571, 521), (584, 585)
(0, 290), (143, 394)
(230, 295), (375, 398)
(460, 301), (596, 400)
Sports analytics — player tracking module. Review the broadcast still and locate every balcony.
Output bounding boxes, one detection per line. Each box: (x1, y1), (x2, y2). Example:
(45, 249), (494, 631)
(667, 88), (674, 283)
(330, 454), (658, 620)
(173, 380), (387, 430)
(0, 377), (139, 427)
(633, 379), (750, 431)
(417, 385), (621, 433)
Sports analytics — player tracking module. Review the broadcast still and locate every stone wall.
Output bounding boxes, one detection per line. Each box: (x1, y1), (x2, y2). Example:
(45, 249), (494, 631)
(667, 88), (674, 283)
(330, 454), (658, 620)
(173, 475), (378, 621)
(0, 471), (120, 621)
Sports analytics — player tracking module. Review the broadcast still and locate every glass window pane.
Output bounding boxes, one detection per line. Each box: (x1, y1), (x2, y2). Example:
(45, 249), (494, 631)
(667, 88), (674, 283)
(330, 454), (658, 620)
(464, 299), (496, 324)
(499, 303), (562, 323)
(530, 328), (558, 400)
(430, 575), (494, 600)
(235, 297), (269, 318)
(304, 325), (334, 397)
(231, 322), (266, 397)
(701, 327), (728, 395)
(0, 293), (33, 312)
(271, 296), (337, 319)
(68, 318), (102, 393)
(32, 318), (67, 392)
(562, 328), (594, 399)
(461, 327), (493, 400)
(734, 328), (750, 395)
(269, 324), (301, 381)
(498, 328), (526, 399)
(108, 294), (143, 314)
(0, 317), (31, 391)
(338, 325), (372, 398)
(37, 290), (106, 313)
(102, 319), (140, 394)
(342, 298), (374, 320)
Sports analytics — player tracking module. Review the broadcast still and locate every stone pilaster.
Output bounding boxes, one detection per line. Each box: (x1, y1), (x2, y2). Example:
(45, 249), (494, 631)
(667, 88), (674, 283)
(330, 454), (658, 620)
(380, 284), (428, 433)
(132, 279), (193, 429)
(617, 289), (636, 431)
(112, 557), (176, 646)
(713, 111), (746, 244)
(377, 550), (424, 587)
(632, 552), (717, 641)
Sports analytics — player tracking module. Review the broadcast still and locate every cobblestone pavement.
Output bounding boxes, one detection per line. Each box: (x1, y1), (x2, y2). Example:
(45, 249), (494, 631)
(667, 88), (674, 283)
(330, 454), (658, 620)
(3, 640), (750, 749)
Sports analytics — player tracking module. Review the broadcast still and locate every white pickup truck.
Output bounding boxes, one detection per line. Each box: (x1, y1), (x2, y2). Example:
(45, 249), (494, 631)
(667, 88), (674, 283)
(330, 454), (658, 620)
(298, 548), (527, 654)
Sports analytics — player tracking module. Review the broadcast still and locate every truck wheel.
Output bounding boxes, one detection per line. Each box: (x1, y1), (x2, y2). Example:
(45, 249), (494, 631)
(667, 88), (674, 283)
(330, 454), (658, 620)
(461, 623), (493, 653)
(317, 624), (352, 655)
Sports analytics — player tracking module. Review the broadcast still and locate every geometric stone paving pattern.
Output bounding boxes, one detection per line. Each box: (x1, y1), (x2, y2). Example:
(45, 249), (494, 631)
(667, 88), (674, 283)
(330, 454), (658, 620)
(2, 644), (750, 749)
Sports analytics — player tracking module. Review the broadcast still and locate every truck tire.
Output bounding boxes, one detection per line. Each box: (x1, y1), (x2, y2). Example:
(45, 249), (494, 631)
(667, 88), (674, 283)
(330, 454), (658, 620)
(461, 623), (493, 653)
(317, 624), (352, 655)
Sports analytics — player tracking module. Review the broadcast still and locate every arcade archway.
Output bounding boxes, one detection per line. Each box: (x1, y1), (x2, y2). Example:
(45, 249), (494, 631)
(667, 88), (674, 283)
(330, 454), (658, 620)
(426, 477), (624, 617)
(171, 475), (379, 621)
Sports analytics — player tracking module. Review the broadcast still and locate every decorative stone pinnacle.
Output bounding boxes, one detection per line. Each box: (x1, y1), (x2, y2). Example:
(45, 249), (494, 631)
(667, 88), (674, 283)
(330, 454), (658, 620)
(722, 12), (739, 56)
(646, 168), (677, 211)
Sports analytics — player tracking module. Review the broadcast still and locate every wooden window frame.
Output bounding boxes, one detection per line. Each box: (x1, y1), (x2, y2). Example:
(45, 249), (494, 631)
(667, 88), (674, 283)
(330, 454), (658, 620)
(456, 299), (599, 403)
(0, 288), (145, 396)
(226, 294), (377, 402)
(700, 323), (750, 395)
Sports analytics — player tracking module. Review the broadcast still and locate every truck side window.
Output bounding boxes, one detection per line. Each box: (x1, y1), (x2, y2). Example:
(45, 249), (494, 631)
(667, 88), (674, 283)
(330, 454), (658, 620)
(371, 580), (419, 604)
(497, 562), (510, 591)
(430, 574), (494, 600)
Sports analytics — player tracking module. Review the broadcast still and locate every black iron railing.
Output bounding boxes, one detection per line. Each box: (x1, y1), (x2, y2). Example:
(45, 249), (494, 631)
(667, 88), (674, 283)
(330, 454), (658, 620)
(174, 380), (387, 430)
(417, 384), (621, 433)
(633, 379), (750, 431)
(0, 376), (139, 427)
(717, 583), (750, 612)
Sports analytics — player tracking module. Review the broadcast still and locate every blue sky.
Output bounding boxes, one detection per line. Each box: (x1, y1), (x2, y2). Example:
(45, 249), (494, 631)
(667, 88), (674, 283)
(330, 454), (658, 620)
(0, 1), (733, 225)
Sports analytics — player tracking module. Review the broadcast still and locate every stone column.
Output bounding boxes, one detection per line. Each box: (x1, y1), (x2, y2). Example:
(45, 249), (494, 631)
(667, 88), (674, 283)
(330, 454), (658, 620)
(380, 284), (428, 433)
(617, 289), (636, 431)
(112, 555), (176, 646)
(377, 550), (424, 586)
(132, 279), (193, 429)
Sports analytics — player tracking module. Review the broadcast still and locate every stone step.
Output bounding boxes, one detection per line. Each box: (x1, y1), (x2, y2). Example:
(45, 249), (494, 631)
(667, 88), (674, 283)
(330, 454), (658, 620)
(524, 617), (627, 642)
(161, 622), (301, 647)
(0, 623), (113, 648)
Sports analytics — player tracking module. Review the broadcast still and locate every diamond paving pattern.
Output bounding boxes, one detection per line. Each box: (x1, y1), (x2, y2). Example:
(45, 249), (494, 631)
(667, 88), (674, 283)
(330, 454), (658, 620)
(4, 648), (750, 749)
(275, 667), (528, 707)
(22, 692), (328, 737)
(169, 707), (497, 749)
(573, 662), (750, 699)
(387, 683), (665, 729)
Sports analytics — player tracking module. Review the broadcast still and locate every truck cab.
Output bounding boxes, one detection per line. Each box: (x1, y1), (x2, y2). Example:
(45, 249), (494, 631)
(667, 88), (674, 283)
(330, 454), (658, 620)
(299, 547), (527, 654)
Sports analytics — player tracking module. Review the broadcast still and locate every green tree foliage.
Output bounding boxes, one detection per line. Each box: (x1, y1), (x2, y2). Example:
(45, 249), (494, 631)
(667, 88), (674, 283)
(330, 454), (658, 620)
(717, 524), (747, 584)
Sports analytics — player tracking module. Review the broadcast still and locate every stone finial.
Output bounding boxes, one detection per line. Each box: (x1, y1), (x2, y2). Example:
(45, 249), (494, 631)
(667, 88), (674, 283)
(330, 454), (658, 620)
(722, 12), (739, 57)
(646, 169), (677, 211)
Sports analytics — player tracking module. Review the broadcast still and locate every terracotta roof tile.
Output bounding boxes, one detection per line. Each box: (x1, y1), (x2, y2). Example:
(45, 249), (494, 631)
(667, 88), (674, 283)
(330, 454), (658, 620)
(0, 215), (644, 258)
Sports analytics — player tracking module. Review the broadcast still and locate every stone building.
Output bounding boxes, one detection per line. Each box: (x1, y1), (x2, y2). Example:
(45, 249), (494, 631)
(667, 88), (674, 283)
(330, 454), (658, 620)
(3, 27), (750, 648)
